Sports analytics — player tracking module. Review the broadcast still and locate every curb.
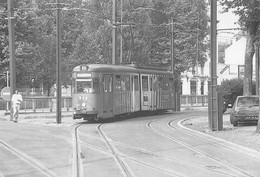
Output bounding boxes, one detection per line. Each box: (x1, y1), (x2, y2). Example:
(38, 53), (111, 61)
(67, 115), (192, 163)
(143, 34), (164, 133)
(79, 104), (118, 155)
(177, 117), (260, 161)
(0, 113), (73, 121)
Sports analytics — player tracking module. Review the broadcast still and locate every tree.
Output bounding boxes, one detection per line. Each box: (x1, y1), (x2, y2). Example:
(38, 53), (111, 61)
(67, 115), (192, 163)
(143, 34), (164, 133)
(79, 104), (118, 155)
(1, 0), (209, 94)
(219, 0), (260, 133)
(0, 1), (8, 88)
(219, 0), (260, 96)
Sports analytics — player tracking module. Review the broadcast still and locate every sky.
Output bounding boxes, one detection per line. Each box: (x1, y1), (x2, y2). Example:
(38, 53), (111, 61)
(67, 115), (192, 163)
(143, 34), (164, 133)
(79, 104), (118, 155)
(217, 5), (240, 41)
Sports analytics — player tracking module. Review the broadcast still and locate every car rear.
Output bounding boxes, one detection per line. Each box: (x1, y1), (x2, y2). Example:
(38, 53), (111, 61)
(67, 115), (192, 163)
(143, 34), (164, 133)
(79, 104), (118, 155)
(231, 96), (259, 126)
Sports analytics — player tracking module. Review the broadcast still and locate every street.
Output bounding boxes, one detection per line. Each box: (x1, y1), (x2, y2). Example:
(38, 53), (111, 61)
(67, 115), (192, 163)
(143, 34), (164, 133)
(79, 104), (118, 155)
(0, 110), (260, 177)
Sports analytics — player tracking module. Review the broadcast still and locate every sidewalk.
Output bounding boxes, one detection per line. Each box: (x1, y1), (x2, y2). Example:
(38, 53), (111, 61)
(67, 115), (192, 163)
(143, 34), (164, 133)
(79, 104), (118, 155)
(181, 112), (260, 152)
(0, 109), (77, 126)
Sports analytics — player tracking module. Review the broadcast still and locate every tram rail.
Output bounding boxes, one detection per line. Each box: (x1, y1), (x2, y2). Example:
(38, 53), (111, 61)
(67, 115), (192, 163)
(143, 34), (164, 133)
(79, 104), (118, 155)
(97, 124), (136, 177)
(147, 120), (255, 177)
(0, 139), (58, 177)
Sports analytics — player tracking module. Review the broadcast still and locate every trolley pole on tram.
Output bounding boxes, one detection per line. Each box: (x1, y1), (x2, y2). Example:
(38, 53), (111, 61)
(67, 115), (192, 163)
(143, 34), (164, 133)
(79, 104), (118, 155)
(8, 0), (16, 121)
(56, 0), (62, 124)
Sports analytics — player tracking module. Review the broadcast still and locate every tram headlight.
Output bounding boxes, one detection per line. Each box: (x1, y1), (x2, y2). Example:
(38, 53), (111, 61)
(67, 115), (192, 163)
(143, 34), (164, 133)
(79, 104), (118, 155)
(82, 102), (86, 107)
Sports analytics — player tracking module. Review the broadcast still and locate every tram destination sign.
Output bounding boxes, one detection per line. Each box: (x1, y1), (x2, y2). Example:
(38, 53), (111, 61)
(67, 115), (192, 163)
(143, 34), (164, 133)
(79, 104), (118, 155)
(1, 87), (11, 101)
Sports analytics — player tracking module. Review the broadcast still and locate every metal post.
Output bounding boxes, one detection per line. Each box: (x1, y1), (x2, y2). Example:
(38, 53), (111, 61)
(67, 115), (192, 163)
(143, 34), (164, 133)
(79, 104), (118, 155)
(112, 0), (117, 65)
(208, 0), (218, 131)
(120, 0), (123, 64)
(171, 18), (175, 75)
(171, 18), (177, 110)
(6, 71), (9, 111)
(8, 0), (16, 121)
(56, 0), (62, 124)
(257, 41), (260, 133)
(255, 42), (259, 95)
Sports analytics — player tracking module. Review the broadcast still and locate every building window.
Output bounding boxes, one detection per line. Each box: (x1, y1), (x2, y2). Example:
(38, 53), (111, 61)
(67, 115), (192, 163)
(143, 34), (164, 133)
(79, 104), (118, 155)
(142, 76), (148, 91)
(190, 80), (197, 95)
(201, 81), (204, 95)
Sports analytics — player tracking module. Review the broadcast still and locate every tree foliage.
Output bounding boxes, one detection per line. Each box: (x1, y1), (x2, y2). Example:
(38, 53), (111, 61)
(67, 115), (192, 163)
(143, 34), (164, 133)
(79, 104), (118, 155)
(219, 0), (260, 133)
(219, 0), (260, 96)
(0, 0), (209, 92)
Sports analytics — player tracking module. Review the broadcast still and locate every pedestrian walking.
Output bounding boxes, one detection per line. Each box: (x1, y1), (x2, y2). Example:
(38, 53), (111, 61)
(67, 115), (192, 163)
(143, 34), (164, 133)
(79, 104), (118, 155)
(11, 90), (23, 123)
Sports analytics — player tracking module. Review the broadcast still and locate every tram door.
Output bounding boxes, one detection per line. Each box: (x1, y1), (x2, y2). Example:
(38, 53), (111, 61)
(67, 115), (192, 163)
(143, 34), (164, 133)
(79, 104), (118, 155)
(141, 75), (149, 110)
(131, 75), (140, 112)
(102, 75), (113, 118)
(150, 76), (157, 110)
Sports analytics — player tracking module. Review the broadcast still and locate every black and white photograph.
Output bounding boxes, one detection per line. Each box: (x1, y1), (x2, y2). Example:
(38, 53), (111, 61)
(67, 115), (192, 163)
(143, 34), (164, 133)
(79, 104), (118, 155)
(0, 0), (260, 176)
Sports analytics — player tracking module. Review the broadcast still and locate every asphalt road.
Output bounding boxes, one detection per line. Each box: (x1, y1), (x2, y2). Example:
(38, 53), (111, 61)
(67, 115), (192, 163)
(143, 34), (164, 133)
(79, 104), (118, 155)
(0, 110), (260, 177)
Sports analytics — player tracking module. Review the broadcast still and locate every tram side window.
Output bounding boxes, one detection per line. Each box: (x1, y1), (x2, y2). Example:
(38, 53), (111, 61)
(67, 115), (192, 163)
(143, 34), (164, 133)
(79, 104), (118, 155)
(163, 77), (169, 91)
(150, 77), (153, 91)
(104, 75), (112, 92)
(169, 78), (174, 91)
(93, 78), (100, 93)
(142, 76), (148, 91)
(125, 75), (130, 91)
(134, 76), (139, 91)
(153, 76), (158, 90)
(121, 75), (126, 91)
(115, 75), (121, 91)
(158, 77), (163, 90)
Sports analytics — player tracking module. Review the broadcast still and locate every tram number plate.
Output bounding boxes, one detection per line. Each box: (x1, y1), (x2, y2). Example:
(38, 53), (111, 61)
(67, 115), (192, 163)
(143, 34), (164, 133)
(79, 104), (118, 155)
(79, 96), (88, 100)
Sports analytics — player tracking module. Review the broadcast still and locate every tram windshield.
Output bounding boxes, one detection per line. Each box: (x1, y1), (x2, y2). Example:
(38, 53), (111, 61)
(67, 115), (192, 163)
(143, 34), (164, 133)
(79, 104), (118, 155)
(75, 78), (93, 93)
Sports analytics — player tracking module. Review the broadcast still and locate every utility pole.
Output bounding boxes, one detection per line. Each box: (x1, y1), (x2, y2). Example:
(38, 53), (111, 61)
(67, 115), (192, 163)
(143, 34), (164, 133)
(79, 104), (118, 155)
(208, 0), (219, 131)
(120, 0), (123, 64)
(56, 0), (62, 124)
(171, 18), (180, 111)
(112, 0), (117, 64)
(256, 41), (260, 133)
(6, 71), (9, 111)
(255, 41), (259, 95)
(8, 0), (16, 121)
(171, 18), (175, 109)
(171, 18), (175, 76)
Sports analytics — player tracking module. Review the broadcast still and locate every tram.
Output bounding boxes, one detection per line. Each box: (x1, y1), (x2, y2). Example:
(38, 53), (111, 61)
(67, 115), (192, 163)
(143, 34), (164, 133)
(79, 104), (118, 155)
(72, 64), (175, 122)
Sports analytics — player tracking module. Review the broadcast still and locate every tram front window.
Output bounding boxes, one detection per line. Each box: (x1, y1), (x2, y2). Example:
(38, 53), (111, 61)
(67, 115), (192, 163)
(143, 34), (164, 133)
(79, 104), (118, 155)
(76, 79), (93, 93)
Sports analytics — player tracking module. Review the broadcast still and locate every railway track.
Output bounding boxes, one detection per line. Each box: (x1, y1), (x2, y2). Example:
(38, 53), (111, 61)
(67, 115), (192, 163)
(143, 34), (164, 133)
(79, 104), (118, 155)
(42, 127), (180, 177)
(147, 120), (255, 177)
(42, 122), (247, 177)
(34, 114), (259, 177)
(171, 119), (260, 162)
(75, 122), (243, 177)
(0, 139), (58, 177)
(43, 124), (135, 177)
(97, 124), (136, 177)
(72, 124), (83, 177)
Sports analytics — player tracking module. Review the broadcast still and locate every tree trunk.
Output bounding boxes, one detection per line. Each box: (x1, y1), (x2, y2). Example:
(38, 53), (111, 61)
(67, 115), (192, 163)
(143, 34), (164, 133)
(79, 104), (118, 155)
(243, 22), (258, 96)
(243, 30), (254, 95)
(257, 43), (260, 133)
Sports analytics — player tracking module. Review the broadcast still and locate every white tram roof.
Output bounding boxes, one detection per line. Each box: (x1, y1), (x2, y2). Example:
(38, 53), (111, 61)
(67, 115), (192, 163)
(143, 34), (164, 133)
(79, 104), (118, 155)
(73, 64), (173, 76)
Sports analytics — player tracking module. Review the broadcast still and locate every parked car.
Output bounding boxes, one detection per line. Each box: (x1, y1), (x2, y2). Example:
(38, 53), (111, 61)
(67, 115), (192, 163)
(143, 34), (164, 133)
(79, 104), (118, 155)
(230, 96), (259, 126)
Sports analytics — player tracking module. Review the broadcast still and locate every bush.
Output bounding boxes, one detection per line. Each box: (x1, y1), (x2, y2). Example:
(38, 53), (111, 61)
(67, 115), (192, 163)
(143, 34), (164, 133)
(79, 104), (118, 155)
(218, 78), (256, 106)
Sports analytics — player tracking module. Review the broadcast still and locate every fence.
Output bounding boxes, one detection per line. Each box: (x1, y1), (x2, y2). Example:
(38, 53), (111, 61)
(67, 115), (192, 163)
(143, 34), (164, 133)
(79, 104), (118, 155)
(0, 95), (207, 112)
(0, 96), (72, 113)
(181, 95), (208, 107)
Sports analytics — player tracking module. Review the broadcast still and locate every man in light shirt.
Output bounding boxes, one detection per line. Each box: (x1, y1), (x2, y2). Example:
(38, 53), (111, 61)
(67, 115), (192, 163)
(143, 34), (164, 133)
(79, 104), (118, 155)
(11, 90), (23, 123)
